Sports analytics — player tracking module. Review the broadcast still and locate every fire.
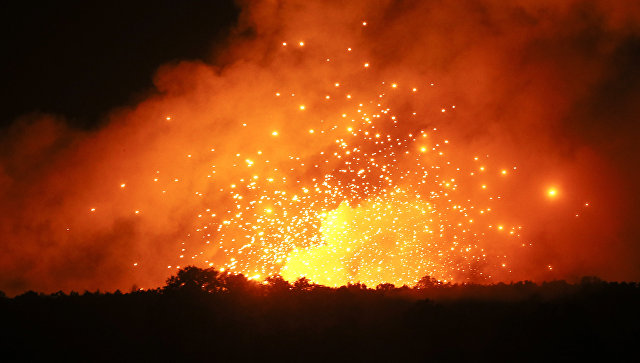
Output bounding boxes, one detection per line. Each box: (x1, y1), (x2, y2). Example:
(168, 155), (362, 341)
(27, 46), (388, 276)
(167, 30), (529, 286)
(3, 1), (630, 296)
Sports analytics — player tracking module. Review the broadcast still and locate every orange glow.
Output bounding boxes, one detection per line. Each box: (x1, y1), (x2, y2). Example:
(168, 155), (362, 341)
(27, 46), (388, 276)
(2, 1), (634, 296)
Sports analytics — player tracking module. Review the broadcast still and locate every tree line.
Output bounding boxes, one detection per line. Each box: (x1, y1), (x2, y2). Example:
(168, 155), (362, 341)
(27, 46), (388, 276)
(1, 267), (638, 361)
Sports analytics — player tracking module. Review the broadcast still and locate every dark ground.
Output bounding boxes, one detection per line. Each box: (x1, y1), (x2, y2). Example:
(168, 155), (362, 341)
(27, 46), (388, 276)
(1, 268), (638, 362)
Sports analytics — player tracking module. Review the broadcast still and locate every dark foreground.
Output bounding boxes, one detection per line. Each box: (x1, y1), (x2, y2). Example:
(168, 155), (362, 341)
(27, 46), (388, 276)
(1, 269), (638, 362)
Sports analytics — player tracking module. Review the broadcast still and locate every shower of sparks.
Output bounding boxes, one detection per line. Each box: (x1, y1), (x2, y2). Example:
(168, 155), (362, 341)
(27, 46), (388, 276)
(108, 25), (538, 288)
(191, 107), (523, 286)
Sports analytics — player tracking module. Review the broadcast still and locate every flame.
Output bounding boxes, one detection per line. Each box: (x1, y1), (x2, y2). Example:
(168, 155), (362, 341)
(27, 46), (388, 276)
(4, 0), (635, 294)
(179, 54), (524, 285)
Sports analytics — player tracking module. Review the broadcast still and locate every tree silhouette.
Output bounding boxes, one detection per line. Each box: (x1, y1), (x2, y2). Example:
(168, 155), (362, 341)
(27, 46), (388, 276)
(293, 277), (314, 291)
(165, 266), (221, 293)
(376, 283), (395, 291)
(415, 275), (440, 289)
(218, 272), (259, 294)
(346, 282), (367, 290)
(264, 275), (292, 293)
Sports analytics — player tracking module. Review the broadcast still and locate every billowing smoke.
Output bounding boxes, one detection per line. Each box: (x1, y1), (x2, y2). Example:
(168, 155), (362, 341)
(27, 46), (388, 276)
(2, 0), (640, 295)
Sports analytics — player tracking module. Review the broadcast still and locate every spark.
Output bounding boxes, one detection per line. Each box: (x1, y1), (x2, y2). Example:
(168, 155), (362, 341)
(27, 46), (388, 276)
(119, 33), (548, 289)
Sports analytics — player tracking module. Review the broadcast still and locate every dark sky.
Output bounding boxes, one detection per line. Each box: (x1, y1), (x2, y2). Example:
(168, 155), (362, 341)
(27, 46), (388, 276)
(1, 1), (239, 129)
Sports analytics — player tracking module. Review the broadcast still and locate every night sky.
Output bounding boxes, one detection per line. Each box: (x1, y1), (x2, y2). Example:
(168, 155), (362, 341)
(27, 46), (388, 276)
(1, 1), (640, 296)
(1, 1), (239, 129)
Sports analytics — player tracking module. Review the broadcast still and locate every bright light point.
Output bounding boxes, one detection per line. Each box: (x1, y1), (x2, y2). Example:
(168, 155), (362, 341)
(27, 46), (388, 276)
(147, 37), (540, 287)
(547, 188), (558, 198)
(165, 116), (171, 121)
(120, 183), (126, 188)
(90, 208), (96, 212)
(135, 210), (140, 214)
(362, 21), (367, 26)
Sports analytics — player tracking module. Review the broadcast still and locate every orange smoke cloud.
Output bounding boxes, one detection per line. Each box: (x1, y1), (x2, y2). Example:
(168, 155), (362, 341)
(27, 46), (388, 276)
(2, 0), (640, 295)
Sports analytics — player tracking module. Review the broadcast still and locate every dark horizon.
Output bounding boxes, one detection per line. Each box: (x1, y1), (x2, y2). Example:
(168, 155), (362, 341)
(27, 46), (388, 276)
(2, 265), (639, 361)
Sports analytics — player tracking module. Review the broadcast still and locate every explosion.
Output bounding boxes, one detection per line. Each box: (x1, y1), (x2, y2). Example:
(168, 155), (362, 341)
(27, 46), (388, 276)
(2, 0), (640, 295)
(185, 69), (524, 286)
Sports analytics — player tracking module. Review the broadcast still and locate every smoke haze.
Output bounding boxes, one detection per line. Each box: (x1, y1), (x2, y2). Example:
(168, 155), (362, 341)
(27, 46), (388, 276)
(2, 0), (640, 295)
